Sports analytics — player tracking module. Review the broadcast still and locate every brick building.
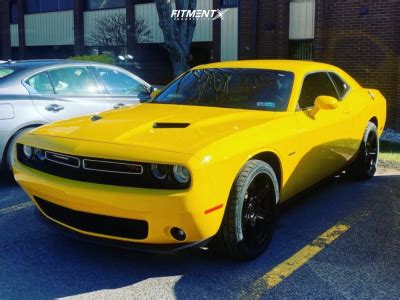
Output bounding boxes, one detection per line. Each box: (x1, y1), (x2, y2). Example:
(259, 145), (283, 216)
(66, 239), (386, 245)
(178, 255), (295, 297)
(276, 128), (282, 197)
(0, 0), (399, 129)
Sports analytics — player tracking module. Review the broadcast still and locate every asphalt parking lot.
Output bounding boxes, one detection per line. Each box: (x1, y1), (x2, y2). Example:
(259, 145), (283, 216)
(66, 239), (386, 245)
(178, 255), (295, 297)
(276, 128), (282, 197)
(1, 168), (400, 299)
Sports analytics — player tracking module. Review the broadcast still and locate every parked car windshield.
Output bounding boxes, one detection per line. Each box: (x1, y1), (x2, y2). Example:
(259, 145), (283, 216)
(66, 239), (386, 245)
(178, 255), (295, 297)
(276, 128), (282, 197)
(153, 68), (294, 111)
(0, 67), (16, 79)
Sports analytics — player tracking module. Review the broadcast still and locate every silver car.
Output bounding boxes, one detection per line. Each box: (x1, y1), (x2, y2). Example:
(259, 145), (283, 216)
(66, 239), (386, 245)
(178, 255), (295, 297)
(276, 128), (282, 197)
(0, 59), (153, 175)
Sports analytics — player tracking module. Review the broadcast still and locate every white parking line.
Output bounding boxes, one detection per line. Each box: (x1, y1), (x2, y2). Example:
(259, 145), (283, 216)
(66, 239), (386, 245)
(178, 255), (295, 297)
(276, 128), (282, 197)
(0, 201), (33, 215)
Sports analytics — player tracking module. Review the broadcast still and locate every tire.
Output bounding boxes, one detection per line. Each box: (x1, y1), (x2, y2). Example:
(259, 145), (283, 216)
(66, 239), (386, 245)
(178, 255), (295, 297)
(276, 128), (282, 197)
(209, 159), (279, 260)
(347, 122), (379, 180)
(2, 127), (35, 176)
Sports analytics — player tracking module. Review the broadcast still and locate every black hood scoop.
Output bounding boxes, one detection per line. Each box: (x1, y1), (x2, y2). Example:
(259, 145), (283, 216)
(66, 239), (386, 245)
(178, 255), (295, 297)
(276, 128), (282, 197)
(91, 115), (103, 122)
(153, 122), (190, 129)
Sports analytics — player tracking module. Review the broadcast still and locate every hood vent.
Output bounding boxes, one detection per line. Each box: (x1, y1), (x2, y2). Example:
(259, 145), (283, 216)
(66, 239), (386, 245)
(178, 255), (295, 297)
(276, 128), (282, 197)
(153, 122), (190, 129)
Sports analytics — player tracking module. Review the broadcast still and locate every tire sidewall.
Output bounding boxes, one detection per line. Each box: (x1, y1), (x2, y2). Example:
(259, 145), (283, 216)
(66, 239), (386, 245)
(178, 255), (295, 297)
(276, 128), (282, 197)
(234, 160), (279, 258)
(361, 123), (379, 178)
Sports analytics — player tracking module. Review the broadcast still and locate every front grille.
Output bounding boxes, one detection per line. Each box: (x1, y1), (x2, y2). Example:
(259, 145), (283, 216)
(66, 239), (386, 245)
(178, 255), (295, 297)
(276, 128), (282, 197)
(17, 145), (190, 189)
(83, 159), (143, 174)
(45, 151), (80, 168)
(35, 197), (148, 240)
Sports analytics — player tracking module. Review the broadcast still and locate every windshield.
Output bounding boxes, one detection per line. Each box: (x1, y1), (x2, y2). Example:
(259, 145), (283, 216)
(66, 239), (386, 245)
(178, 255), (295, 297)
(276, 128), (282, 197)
(153, 68), (294, 111)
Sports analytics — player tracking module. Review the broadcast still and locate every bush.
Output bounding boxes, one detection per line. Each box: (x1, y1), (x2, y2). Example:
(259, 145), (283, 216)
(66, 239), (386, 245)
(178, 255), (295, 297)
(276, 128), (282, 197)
(68, 54), (115, 65)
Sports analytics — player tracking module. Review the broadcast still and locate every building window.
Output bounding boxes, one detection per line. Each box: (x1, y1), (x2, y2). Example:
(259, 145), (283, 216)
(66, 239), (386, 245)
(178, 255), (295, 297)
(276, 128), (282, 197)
(85, 0), (125, 10)
(25, 0), (73, 14)
(221, 0), (239, 8)
(10, 0), (18, 24)
(289, 40), (313, 61)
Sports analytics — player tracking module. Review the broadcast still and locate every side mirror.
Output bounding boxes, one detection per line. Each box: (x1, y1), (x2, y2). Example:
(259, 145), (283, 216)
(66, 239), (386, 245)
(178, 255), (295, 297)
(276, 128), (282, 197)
(150, 88), (161, 99)
(138, 91), (151, 103)
(309, 95), (339, 118)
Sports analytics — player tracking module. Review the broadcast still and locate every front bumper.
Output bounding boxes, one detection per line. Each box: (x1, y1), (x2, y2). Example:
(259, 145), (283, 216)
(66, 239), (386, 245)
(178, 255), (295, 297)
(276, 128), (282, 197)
(14, 146), (225, 245)
(35, 209), (211, 253)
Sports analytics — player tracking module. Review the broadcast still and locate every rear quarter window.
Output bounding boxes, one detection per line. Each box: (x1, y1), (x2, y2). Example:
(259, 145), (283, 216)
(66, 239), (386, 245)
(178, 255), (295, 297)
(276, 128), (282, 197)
(26, 72), (55, 94)
(329, 72), (349, 99)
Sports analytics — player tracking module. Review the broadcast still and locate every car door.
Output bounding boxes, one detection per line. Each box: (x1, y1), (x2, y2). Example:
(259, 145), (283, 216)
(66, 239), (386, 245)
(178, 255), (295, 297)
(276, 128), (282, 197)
(328, 72), (359, 157)
(26, 66), (111, 122)
(92, 66), (151, 110)
(294, 72), (353, 191)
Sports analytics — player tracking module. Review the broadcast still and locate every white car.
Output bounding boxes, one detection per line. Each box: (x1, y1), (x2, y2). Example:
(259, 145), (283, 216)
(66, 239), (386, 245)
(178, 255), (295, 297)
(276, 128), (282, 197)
(0, 59), (154, 175)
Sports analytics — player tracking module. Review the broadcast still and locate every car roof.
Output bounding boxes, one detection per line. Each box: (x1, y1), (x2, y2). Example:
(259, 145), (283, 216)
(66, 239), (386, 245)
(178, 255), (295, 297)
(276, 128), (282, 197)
(0, 59), (117, 81)
(194, 60), (341, 74)
(0, 59), (117, 69)
(193, 59), (360, 88)
(0, 59), (72, 69)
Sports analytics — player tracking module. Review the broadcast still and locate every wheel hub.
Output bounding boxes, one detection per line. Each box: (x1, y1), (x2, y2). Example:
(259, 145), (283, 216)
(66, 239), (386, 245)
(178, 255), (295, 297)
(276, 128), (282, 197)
(246, 202), (257, 225)
(365, 131), (378, 171)
(241, 173), (276, 248)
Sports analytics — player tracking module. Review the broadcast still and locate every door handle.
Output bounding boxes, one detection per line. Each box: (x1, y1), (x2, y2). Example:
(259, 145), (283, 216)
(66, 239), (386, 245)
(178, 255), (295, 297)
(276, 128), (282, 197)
(113, 103), (126, 109)
(45, 104), (64, 112)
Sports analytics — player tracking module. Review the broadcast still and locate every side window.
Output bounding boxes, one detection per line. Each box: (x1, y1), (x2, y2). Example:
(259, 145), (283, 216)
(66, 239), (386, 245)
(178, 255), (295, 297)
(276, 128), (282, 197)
(48, 67), (101, 95)
(26, 72), (54, 95)
(96, 67), (147, 95)
(298, 72), (339, 109)
(329, 73), (349, 99)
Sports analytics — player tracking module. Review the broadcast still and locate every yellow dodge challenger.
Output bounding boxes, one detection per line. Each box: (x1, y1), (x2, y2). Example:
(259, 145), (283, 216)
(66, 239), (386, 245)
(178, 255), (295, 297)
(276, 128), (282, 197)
(14, 60), (386, 259)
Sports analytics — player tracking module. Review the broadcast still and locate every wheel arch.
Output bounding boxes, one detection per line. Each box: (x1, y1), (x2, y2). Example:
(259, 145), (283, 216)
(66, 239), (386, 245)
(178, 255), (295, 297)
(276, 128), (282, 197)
(250, 151), (282, 191)
(1, 123), (43, 167)
(369, 116), (378, 128)
(222, 150), (283, 212)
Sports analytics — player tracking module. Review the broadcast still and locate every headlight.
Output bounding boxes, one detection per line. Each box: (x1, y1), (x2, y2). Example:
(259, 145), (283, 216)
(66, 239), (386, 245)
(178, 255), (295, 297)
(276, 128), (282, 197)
(34, 148), (46, 161)
(150, 163), (168, 180)
(22, 145), (33, 160)
(173, 165), (190, 184)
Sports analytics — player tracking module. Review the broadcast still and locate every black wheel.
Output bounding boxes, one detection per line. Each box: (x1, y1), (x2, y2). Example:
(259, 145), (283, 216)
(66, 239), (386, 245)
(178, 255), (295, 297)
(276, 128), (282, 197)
(209, 159), (279, 260)
(347, 122), (379, 179)
(2, 127), (35, 176)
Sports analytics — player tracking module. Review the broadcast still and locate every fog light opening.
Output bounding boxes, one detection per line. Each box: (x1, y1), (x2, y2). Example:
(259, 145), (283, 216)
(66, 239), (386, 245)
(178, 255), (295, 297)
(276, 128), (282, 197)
(170, 227), (186, 241)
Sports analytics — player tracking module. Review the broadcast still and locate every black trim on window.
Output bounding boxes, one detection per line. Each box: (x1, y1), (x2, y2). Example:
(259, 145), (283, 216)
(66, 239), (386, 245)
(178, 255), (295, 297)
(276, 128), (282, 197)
(221, 0), (239, 8)
(10, 0), (18, 24)
(328, 72), (350, 100)
(25, 0), (73, 14)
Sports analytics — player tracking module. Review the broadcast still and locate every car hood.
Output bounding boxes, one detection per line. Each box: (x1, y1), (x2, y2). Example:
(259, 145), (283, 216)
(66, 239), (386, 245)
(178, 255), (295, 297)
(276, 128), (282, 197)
(31, 104), (277, 154)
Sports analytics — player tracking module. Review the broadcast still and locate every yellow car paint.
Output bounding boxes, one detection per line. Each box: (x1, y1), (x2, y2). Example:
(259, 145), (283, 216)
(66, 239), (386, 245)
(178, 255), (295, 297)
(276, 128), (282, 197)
(14, 60), (386, 246)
